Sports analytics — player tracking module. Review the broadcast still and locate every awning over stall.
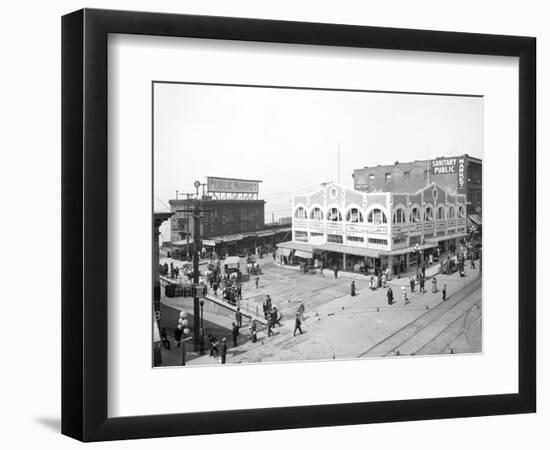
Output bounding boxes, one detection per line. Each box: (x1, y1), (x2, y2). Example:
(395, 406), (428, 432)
(294, 250), (314, 259)
(313, 242), (380, 258)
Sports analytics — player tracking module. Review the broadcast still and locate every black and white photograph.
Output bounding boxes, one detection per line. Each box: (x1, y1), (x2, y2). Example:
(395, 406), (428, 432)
(152, 82), (483, 367)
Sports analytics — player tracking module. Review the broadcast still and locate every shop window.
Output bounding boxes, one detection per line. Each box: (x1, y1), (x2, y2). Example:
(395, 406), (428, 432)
(327, 207), (343, 221)
(367, 208), (387, 224)
(294, 207), (307, 219)
(436, 206), (445, 220)
(327, 234), (343, 244)
(393, 208), (406, 224)
(346, 208), (364, 223)
(294, 231), (308, 242)
(410, 206), (421, 222)
(424, 206), (434, 221)
(347, 236), (364, 243)
(393, 237), (406, 245)
(310, 207), (324, 220)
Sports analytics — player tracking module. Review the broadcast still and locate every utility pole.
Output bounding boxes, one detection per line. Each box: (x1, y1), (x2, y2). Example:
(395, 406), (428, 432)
(176, 199), (213, 355)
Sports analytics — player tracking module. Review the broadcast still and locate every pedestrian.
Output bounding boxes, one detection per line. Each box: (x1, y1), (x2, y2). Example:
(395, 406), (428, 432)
(208, 334), (219, 356)
(334, 265), (338, 278)
(442, 284), (447, 301)
(381, 273), (387, 288)
(235, 308), (243, 328)
(231, 322), (239, 347)
(410, 277), (415, 293)
(220, 338), (227, 364)
(432, 276), (438, 293)
(429, 253), (433, 266)
(266, 295), (272, 311)
(470, 258), (475, 269)
(402, 286), (410, 305)
(419, 276), (425, 294)
(174, 324), (183, 347)
(262, 299), (269, 319)
(293, 313), (303, 336)
(297, 300), (305, 321)
(319, 262), (324, 277)
(271, 307), (281, 327)
(213, 282), (218, 296)
(387, 287), (394, 305)
(160, 327), (171, 350)
(237, 284), (242, 300)
(266, 313), (273, 337)
(249, 319), (257, 343)
(351, 280), (356, 297)
(255, 276), (260, 289)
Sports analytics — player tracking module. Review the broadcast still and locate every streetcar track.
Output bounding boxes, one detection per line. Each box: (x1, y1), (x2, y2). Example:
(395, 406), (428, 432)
(357, 277), (481, 357)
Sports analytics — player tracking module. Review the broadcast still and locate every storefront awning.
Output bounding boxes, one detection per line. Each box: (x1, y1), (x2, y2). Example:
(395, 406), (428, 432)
(385, 242), (438, 256)
(468, 214), (482, 226)
(277, 241), (314, 252)
(313, 243), (380, 258)
(294, 250), (313, 259)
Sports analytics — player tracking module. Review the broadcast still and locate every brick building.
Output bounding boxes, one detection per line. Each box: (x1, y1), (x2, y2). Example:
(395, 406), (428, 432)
(352, 154), (482, 218)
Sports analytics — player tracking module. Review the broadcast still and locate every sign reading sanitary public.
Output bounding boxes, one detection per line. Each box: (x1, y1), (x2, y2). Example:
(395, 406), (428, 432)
(431, 157), (458, 174)
(207, 177), (260, 194)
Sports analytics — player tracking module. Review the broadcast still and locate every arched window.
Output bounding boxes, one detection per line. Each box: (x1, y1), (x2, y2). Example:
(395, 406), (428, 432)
(448, 205), (456, 219)
(458, 205), (465, 218)
(424, 206), (434, 221)
(346, 208), (364, 223)
(310, 207), (324, 220)
(367, 208), (387, 224)
(327, 207), (342, 222)
(294, 207), (307, 219)
(393, 208), (406, 224)
(436, 206), (445, 220)
(410, 206), (421, 222)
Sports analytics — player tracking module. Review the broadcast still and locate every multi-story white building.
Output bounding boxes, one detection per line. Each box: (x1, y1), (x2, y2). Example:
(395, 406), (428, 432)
(277, 182), (468, 274)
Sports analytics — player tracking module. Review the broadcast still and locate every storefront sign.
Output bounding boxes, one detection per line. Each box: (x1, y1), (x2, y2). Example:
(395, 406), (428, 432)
(409, 223), (422, 233)
(365, 225), (387, 235)
(326, 222), (343, 233)
(345, 224), (366, 233)
(447, 219), (456, 227)
(308, 221), (324, 230)
(436, 221), (447, 230)
(207, 176), (259, 194)
(457, 158), (465, 194)
(431, 158), (458, 175)
(202, 239), (216, 246)
(294, 220), (308, 229)
(423, 222), (434, 232)
(457, 219), (466, 227)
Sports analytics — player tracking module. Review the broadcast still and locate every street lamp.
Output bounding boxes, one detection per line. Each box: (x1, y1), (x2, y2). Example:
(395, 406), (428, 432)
(199, 299), (205, 356)
(178, 310), (190, 365)
(414, 243), (420, 279)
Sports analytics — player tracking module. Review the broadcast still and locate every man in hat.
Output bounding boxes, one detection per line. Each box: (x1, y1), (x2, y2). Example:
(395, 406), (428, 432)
(350, 280), (356, 297)
(235, 308), (243, 328)
(297, 300), (305, 321)
(231, 322), (240, 347)
(402, 286), (410, 305)
(220, 338), (227, 364)
(387, 287), (394, 305)
(294, 313), (303, 336)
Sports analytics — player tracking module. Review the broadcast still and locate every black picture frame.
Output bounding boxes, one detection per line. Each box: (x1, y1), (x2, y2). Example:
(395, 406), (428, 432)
(62, 8), (536, 442)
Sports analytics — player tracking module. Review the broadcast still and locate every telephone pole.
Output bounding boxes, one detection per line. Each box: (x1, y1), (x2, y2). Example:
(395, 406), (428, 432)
(176, 198), (213, 354)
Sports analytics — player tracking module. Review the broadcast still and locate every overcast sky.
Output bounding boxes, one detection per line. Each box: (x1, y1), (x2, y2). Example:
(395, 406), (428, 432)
(154, 82), (483, 222)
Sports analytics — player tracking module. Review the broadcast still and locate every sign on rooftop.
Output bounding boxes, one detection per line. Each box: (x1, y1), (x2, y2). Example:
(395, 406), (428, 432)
(207, 177), (260, 194)
(431, 157), (458, 175)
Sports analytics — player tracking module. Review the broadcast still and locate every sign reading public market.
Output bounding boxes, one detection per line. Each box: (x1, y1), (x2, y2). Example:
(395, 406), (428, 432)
(207, 176), (260, 194)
